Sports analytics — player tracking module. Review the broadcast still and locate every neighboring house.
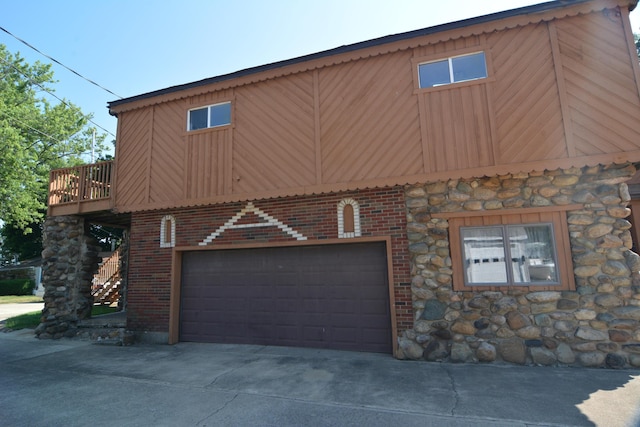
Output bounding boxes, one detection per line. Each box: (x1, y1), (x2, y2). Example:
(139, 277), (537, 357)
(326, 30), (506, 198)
(43, 0), (640, 367)
(0, 258), (44, 297)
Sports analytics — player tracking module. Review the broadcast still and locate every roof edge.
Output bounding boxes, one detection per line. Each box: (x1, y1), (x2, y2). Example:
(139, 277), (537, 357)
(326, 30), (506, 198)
(108, 0), (635, 111)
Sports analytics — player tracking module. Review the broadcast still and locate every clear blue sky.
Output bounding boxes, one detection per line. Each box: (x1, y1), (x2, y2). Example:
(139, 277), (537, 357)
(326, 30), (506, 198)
(2, 0), (639, 157)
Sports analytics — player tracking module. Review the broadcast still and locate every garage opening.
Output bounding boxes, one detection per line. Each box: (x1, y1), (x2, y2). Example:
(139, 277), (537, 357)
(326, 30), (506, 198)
(179, 241), (392, 353)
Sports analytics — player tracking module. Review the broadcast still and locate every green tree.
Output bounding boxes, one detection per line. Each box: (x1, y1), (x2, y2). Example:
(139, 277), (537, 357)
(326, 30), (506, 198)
(0, 44), (107, 260)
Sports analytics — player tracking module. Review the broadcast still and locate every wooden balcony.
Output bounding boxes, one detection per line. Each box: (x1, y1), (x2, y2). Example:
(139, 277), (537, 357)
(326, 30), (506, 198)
(48, 161), (114, 217)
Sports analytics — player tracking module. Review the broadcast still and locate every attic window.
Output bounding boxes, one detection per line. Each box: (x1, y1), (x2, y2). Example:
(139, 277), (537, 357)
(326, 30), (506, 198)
(418, 52), (487, 88)
(188, 102), (231, 131)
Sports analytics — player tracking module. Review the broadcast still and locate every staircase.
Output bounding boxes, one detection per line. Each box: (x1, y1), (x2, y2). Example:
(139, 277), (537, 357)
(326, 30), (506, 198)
(92, 248), (121, 305)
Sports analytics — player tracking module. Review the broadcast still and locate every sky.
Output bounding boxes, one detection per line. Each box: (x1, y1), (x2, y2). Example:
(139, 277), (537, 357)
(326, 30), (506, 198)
(2, 0), (640, 158)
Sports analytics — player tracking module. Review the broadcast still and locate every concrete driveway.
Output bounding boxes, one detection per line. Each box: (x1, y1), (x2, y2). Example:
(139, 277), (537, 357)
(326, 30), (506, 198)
(0, 302), (43, 322)
(1, 328), (639, 427)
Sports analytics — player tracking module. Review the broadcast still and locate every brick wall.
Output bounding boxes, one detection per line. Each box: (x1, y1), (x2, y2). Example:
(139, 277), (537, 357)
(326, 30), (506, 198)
(127, 187), (411, 335)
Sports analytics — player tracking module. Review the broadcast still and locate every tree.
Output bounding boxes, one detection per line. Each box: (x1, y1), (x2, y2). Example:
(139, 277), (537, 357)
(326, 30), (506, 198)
(0, 44), (107, 260)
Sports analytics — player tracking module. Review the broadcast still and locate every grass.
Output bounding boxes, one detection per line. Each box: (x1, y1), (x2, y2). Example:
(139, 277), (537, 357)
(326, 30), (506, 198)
(4, 311), (41, 330)
(2, 304), (119, 330)
(0, 295), (43, 304)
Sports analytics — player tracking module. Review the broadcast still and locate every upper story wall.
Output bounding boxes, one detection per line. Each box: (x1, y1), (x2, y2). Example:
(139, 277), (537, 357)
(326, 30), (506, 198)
(110, 0), (640, 213)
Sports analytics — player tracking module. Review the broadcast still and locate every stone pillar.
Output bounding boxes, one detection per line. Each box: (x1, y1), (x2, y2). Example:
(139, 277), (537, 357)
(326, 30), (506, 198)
(36, 215), (101, 339)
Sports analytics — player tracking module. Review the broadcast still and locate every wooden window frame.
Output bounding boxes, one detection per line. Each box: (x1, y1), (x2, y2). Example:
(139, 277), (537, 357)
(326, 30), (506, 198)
(436, 206), (577, 292)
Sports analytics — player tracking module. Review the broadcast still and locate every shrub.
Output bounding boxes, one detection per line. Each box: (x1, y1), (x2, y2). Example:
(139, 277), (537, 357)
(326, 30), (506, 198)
(0, 279), (36, 296)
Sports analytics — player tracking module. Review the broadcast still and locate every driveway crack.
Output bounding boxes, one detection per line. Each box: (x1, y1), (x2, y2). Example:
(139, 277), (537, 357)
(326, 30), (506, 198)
(443, 366), (459, 416)
(195, 393), (239, 426)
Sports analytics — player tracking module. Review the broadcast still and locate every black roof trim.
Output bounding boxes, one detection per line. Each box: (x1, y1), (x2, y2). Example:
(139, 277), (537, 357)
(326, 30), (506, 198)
(108, 0), (591, 109)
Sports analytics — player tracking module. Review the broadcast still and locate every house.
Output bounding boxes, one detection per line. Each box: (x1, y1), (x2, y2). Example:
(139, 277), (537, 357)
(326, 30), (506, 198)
(0, 258), (43, 297)
(42, 0), (640, 367)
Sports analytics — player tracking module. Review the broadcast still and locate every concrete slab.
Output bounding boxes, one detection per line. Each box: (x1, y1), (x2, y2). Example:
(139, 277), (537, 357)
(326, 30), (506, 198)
(0, 330), (638, 426)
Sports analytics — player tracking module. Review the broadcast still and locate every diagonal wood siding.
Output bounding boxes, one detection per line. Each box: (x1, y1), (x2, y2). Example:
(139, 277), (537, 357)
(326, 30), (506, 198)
(114, 108), (151, 208)
(150, 100), (185, 203)
(556, 11), (640, 157)
(107, 4), (640, 214)
(233, 74), (316, 193)
(319, 50), (423, 184)
(490, 22), (567, 164)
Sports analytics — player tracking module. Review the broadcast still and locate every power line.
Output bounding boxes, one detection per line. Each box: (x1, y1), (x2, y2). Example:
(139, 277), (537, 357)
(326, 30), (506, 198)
(0, 55), (116, 138)
(0, 25), (123, 99)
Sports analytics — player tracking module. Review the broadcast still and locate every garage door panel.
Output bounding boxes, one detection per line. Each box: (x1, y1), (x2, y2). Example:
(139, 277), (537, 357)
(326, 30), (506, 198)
(180, 242), (392, 353)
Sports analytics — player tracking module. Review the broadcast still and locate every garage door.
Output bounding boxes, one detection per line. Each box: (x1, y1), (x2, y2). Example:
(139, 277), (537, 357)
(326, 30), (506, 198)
(179, 242), (392, 353)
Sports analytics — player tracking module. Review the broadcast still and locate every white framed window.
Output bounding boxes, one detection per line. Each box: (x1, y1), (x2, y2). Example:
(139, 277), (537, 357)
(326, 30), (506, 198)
(460, 223), (559, 287)
(187, 102), (231, 131)
(418, 51), (487, 88)
(160, 215), (176, 248)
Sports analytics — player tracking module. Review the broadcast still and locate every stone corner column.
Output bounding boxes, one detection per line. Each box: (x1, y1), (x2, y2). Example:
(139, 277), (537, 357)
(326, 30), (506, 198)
(36, 215), (101, 339)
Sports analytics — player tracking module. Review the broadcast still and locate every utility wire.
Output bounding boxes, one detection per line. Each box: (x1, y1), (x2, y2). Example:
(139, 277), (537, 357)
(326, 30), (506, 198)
(0, 55), (116, 138)
(0, 25), (123, 99)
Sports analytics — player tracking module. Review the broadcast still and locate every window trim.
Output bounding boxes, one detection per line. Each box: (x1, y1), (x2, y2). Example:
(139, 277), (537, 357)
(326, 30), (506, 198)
(440, 206), (577, 292)
(417, 51), (487, 89)
(412, 46), (493, 94)
(187, 101), (232, 132)
(459, 222), (560, 287)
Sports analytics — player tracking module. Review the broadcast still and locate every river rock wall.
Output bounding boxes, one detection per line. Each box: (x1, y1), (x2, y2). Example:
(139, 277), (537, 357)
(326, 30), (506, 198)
(401, 164), (640, 368)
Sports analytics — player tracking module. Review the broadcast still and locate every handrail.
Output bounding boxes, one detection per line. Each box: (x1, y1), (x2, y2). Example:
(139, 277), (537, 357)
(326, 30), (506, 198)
(48, 160), (113, 207)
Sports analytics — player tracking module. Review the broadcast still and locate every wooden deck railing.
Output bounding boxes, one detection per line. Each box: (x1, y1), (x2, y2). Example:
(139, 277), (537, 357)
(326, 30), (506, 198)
(48, 161), (113, 214)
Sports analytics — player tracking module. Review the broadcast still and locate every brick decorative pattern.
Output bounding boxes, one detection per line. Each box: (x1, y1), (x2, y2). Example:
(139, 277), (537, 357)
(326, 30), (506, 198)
(127, 188), (412, 336)
(199, 201), (307, 245)
(159, 215), (175, 248)
(337, 198), (362, 238)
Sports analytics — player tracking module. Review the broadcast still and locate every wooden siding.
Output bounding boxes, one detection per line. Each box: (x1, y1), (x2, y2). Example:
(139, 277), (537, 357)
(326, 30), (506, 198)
(319, 50), (423, 183)
(490, 22), (568, 164)
(109, 2), (640, 213)
(555, 11), (640, 157)
(113, 108), (151, 209)
(233, 74), (316, 192)
(150, 100), (185, 204)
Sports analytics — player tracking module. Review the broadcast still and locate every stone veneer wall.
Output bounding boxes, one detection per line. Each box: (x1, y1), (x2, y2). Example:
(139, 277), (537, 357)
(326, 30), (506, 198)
(36, 215), (101, 339)
(401, 164), (640, 368)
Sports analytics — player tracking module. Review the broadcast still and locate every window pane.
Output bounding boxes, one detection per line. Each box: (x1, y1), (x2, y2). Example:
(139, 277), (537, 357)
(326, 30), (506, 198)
(508, 225), (558, 284)
(210, 103), (231, 127)
(461, 227), (508, 285)
(418, 60), (451, 88)
(451, 52), (487, 83)
(189, 108), (208, 131)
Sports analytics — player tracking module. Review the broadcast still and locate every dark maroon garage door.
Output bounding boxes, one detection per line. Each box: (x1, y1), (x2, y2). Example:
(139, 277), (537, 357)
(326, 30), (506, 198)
(179, 242), (392, 353)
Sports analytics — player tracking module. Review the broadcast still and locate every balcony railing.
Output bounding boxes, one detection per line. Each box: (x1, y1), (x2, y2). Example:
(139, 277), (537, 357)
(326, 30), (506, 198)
(48, 161), (113, 216)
